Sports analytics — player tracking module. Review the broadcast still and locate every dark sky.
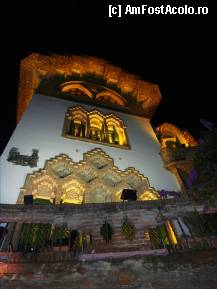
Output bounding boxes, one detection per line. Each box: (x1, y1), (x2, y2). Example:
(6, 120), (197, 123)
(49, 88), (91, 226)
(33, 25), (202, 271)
(1, 2), (216, 154)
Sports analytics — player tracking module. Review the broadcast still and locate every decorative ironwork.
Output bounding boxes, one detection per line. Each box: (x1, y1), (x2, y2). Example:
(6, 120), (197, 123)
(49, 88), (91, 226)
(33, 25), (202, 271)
(7, 147), (38, 167)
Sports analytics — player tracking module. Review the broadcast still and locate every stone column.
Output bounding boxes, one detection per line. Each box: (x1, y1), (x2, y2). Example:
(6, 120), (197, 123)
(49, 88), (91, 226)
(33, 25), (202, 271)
(103, 120), (109, 143)
(86, 115), (90, 138)
(55, 185), (62, 204)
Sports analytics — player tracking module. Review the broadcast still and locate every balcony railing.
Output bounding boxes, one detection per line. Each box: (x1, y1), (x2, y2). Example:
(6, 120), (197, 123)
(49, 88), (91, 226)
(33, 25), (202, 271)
(160, 146), (197, 166)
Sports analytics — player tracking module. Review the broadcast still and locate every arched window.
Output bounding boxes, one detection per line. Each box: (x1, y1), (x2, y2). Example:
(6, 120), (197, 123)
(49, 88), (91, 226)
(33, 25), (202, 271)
(107, 125), (119, 144)
(60, 82), (93, 99)
(95, 91), (127, 107)
(61, 180), (84, 204)
(89, 112), (104, 142)
(62, 106), (129, 148)
(105, 116), (127, 146)
(70, 119), (85, 138)
(66, 107), (87, 138)
(18, 174), (57, 204)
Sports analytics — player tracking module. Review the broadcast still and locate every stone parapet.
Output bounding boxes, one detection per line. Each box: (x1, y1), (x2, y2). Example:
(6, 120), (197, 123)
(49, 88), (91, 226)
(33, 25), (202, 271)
(0, 200), (211, 227)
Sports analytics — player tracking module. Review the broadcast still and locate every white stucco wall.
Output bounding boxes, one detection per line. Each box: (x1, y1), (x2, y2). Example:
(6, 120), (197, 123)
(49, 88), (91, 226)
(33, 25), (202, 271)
(0, 94), (180, 204)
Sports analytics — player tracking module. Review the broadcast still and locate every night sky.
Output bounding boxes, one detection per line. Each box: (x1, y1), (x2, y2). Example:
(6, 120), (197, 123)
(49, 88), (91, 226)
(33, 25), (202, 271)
(1, 2), (215, 154)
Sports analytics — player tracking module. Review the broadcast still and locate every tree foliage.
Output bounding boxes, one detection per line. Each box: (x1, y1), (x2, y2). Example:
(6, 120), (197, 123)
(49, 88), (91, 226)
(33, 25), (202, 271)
(189, 121), (217, 203)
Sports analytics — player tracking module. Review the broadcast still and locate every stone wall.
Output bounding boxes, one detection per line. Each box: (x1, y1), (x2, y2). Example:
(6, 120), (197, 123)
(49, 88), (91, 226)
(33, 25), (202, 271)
(1, 200), (216, 253)
(0, 200), (208, 225)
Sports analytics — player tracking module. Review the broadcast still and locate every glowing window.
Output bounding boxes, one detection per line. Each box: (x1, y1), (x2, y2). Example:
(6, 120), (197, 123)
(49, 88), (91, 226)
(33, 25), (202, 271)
(63, 106), (129, 148)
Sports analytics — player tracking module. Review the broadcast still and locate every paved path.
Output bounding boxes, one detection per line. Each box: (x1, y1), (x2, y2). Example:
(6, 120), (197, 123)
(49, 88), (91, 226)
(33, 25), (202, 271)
(79, 248), (168, 261)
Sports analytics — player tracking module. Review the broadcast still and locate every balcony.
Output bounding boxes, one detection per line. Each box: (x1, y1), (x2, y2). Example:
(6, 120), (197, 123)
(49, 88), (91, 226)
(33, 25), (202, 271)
(160, 146), (197, 168)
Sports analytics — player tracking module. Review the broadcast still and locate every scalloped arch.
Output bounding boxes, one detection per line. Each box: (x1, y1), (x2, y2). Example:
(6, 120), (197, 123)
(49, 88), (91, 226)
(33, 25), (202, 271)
(18, 148), (159, 204)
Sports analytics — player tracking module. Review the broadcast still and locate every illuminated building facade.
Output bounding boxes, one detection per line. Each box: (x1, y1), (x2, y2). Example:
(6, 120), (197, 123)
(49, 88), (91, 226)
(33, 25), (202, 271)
(0, 53), (183, 205)
(2, 54), (217, 279)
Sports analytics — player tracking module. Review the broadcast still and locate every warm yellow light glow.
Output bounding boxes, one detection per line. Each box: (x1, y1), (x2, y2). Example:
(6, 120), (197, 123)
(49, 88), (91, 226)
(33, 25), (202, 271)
(74, 119), (81, 124)
(17, 54), (162, 123)
(114, 190), (122, 201)
(33, 195), (52, 201)
(165, 220), (177, 245)
(106, 117), (126, 145)
(19, 149), (155, 205)
(161, 137), (176, 148)
(95, 91), (126, 106)
(89, 113), (104, 129)
(61, 198), (82, 204)
(62, 180), (83, 189)
(139, 190), (159, 201)
(64, 106), (128, 147)
(61, 179), (84, 204)
(144, 227), (150, 240)
(156, 123), (198, 147)
(60, 82), (93, 98)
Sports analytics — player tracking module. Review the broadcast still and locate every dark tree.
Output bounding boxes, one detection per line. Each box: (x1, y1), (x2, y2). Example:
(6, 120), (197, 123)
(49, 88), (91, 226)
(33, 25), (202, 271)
(188, 120), (217, 203)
